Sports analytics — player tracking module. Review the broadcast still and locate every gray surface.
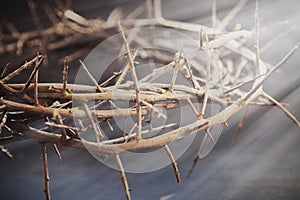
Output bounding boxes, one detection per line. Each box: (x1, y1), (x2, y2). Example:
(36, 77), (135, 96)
(1, 0), (300, 199)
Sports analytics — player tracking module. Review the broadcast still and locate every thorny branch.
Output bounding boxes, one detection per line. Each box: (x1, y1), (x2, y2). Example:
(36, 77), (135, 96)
(1, 0), (300, 200)
(164, 145), (181, 183)
(116, 154), (131, 200)
(41, 143), (50, 200)
(118, 22), (142, 141)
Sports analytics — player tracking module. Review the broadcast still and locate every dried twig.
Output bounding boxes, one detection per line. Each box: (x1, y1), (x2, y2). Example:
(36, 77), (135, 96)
(82, 102), (103, 144)
(118, 23), (142, 141)
(20, 55), (44, 93)
(62, 57), (69, 94)
(99, 70), (122, 87)
(187, 133), (208, 178)
(1, 55), (43, 83)
(263, 92), (300, 128)
(0, 111), (8, 134)
(186, 98), (199, 117)
(56, 113), (67, 142)
(34, 57), (40, 106)
(115, 154), (131, 200)
(240, 43), (300, 105)
(0, 63), (10, 79)
(114, 51), (138, 89)
(164, 145), (181, 183)
(46, 121), (80, 131)
(101, 123), (176, 145)
(199, 32), (211, 120)
(141, 100), (166, 119)
(233, 105), (250, 144)
(169, 51), (183, 92)
(79, 60), (103, 92)
(0, 145), (13, 158)
(126, 123), (137, 143)
(52, 144), (62, 161)
(43, 4), (59, 25)
(41, 143), (51, 200)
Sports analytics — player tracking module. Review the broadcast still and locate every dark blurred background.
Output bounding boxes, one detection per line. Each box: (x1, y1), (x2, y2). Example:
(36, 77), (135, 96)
(1, 0), (300, 199)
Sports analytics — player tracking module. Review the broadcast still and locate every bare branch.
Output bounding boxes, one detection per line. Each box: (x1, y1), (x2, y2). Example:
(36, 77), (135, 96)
(62, 57), (69, 94)
(0, 145), (13, 158)
(115, 154), (131, 200)
(164, 145), (181, 183)
(233, 105), (250, 143)
(41, 143), (51, 200)
(79, 60), (103, 92)
(82, 102), (103, 144)
(240, 43), (300, 105)
(170, 51), (183, 92)
(199, 31), (211, 119)
(118, 22), (142, 141)
(0, 111), (8, 134)
(52, 144), (62, 161)
(187, 133), (208, 178)
(34, 57), (40, 106)
(263, 92), (300, 128)
(1, 55), (43, 83)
